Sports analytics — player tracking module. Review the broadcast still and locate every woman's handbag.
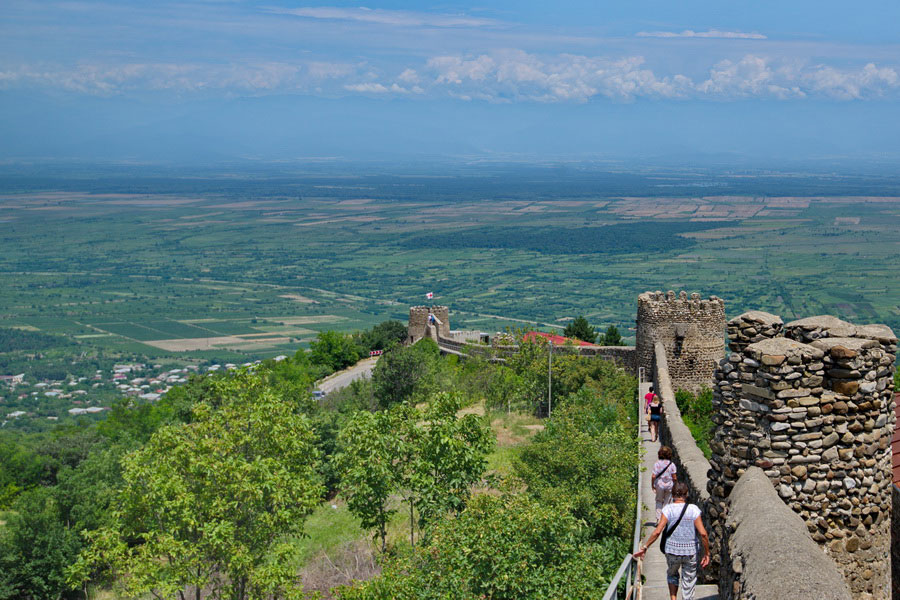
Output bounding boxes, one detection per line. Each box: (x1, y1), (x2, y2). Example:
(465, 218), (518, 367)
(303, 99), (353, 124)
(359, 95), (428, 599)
(659, 503), (689, 554)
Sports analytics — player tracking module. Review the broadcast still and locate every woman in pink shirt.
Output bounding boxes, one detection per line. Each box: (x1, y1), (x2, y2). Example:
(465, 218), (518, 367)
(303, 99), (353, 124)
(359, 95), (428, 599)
(652, 445), (678, 522)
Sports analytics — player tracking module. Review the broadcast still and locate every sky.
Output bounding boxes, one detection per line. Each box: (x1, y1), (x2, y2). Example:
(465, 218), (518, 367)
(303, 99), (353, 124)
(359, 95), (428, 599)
(2, 0), (900, 165)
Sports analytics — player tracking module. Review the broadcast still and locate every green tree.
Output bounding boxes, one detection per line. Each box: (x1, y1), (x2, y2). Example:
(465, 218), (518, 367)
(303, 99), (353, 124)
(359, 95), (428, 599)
(598, 325), (624, 346)
(356, 320), (407, 353)
(336, 406), (411, 552)
(413, 393), (494, 528)
(514, 388), (638, 541)
(562, 316), (596, 343)
(335, 493), (616, 600)
(70, 373), (324, 600)
(338, 393), (492, 550)
(310, 330), (361, 373)
(0, 488), (81, 600)
(371, 339), (439, 409)
(0, 436), (47, 507)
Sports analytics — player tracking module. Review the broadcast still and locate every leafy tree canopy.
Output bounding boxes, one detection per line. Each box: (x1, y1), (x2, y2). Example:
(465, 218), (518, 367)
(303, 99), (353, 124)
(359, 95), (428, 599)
(599, 325), (624, 346)
(563, 316), (596, 343)
(70, 372), (324, 600)
(371, 339), (439, 409)
(355, 320), (407, 353)
(514, 387), (638, 541)
(310, 331), (361, 373)
(0, 488), (81, 600)
(335, 493), (617, 600)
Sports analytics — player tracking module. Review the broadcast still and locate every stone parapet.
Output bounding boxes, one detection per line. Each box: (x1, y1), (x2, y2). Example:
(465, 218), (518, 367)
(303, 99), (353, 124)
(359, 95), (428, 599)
(577, 346), (636, 374)
(708, 313), (896, 599)
(720, 466), (852, 600)
(892, 485), (900, 600)
(653, 342), (717, 583)
(727, 310), (783, 354)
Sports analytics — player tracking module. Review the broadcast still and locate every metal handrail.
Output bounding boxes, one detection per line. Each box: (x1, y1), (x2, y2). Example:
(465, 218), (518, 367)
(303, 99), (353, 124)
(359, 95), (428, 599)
(602, 368), (645, 600)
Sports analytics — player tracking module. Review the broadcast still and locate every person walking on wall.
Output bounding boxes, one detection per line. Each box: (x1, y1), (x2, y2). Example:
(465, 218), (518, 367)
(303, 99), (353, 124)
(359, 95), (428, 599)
(644, 385), (657, 412)
(634, 482), (710, 600)
(652, 445), (677, 523)
(648, 391), (663, 443)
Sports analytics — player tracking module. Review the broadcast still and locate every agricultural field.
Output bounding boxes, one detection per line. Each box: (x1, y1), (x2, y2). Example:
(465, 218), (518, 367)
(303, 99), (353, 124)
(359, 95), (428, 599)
(0, 162), (899, 421)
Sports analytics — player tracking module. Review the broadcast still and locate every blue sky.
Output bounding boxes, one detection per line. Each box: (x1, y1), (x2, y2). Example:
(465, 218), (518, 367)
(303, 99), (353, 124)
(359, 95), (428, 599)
(2, 0), (900, 163)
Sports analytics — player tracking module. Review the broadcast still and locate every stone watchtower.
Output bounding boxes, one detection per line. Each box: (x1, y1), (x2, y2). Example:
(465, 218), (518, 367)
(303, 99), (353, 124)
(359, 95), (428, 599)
(407, 305), (450, 344)
(635, 290), (726, 394)
(708, 313), (897, 599)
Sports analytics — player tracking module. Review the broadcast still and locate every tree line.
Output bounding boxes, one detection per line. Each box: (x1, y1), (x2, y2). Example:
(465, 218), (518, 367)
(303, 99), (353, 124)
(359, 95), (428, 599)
(0, 323), (639, 600)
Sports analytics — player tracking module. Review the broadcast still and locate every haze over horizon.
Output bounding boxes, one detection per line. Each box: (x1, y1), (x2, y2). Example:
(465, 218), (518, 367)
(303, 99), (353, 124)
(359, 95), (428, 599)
(3, 0), (900, 165)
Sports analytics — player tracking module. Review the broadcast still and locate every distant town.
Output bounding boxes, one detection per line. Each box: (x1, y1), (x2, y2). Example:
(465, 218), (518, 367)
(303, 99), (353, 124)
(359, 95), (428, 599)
(1, 356), (289, 426)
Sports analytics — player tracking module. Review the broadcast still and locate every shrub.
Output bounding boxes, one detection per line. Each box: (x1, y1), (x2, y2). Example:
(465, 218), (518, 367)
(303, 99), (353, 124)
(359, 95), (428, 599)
(335, 493), (617, 600)
(371, 339), (439, 409)
(514, 389), (638, 541)
(674, 388), (714, 458)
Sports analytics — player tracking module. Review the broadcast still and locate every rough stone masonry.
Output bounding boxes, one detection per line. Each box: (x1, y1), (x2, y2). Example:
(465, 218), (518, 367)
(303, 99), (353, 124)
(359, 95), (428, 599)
(708, 311), (897, 600)
(407, 305), (450, 344)
(635, 290), (726, 395)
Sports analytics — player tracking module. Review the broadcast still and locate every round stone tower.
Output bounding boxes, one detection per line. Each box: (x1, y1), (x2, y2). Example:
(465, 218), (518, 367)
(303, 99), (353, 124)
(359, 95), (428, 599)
(635, 290), (726, 394)
(407, 305), (451, 343)
(408, 306), (430, 344)
(708, 313), (897, 599)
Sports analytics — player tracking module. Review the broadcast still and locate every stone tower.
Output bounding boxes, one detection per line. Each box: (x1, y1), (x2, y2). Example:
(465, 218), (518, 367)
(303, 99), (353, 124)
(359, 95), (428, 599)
(407, 305), (451, 344)
(708, 312), (897, 599)
(635, 290), (726, 394)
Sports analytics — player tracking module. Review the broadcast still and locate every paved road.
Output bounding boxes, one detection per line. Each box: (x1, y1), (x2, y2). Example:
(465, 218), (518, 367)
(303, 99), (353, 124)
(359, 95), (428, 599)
(317, 357), (379, 394)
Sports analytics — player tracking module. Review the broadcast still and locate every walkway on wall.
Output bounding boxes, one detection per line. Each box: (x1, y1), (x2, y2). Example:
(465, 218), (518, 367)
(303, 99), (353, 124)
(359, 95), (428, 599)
(638, 381), (718, 600)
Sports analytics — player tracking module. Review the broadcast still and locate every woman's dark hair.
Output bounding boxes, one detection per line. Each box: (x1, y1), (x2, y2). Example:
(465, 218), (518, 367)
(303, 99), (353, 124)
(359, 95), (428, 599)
(673, 482), (689, 499)
(649, 386), (654, 392)
(658, 446), (673, 460)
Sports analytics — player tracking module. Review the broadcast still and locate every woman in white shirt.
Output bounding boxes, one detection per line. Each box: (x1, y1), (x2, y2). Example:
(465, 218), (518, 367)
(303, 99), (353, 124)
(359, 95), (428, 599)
(633, 482), (710, 600)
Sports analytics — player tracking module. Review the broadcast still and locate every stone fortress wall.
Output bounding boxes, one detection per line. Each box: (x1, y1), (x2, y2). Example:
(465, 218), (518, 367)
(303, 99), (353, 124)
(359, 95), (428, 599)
(408, 305), (637, 372)
(708, 311), (897, 600)
(407, 305), (450, 344)
(636, 290), (726, 394)
(406, 293), (898, 597)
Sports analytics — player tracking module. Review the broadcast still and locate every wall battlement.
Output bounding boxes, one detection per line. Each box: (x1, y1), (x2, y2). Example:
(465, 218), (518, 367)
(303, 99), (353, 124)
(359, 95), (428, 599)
(407, 305), (450, 343)
(636, 290), (726, 394)
(405, 294), (897, 597)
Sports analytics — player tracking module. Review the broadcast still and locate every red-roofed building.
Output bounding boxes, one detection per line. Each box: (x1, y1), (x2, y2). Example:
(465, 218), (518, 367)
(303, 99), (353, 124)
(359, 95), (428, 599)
(522, 331), (596, 347)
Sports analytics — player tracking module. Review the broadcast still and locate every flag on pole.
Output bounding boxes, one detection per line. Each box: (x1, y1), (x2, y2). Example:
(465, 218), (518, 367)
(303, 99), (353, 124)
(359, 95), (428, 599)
(426, 292), (434, 300)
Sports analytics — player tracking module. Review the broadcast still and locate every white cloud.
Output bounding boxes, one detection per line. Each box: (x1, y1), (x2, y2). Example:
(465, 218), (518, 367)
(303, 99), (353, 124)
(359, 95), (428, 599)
(343, 82), (390, 93)
(274, 7), (497, 28)
(2, 53), (898, 104)
(397, 68), (419, 83)
(637, 29), (766, 40)
(423, 51), (692, 102)
(803, 62), (900, 99)
(699, 55), (788, 97)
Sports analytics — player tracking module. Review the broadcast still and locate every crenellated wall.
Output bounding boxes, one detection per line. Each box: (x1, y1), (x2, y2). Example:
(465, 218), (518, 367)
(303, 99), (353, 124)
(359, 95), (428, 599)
(653, 342), (717, 581)
(407, 305), (450, 344)
(636, 290), (726, 395)
(404, 294), (897, 598)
